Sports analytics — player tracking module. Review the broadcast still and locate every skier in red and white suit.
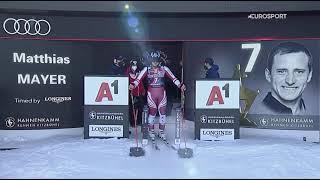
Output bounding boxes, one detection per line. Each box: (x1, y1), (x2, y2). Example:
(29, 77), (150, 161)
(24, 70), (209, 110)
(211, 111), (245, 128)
(129, 52), (186, 140)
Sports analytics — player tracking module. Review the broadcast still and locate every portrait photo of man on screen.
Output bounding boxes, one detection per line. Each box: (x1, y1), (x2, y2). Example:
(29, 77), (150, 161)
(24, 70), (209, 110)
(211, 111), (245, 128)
(262, 42), (313, 115)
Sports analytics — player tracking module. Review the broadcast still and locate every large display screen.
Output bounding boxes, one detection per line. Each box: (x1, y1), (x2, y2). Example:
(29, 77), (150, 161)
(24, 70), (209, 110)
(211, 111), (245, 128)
(0, 12), (319, 131)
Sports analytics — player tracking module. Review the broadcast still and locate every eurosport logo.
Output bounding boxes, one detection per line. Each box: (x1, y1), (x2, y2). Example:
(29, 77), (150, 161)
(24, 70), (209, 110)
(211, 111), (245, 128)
(248, 13), (287, 20)
(3, 18), (51, 35)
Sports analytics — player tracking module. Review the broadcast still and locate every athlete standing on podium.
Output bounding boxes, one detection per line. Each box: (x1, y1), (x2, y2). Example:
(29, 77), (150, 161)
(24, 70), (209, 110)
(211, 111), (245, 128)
(129, 51), (186, 141)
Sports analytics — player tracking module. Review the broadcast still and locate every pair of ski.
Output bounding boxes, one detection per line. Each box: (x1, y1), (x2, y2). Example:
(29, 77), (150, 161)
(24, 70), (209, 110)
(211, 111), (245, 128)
(140, 103), (180, 151)
(142, 135), (177, 151)
(0, 147), (18, 151)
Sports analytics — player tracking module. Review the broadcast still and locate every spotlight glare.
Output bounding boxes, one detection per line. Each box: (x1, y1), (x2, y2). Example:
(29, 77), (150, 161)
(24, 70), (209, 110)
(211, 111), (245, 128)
(128, 17), (139, 27)
(125, 4), (129, 9)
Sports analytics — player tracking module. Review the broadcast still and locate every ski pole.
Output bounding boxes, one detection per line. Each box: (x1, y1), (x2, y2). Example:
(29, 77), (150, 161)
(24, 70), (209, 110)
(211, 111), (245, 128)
(131, 93), (139, 148)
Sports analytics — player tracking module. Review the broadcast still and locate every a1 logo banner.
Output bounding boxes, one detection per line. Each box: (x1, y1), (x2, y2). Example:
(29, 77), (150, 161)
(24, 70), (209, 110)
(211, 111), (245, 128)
(195, 80), (240, 109)
(84, 76), (129, 106)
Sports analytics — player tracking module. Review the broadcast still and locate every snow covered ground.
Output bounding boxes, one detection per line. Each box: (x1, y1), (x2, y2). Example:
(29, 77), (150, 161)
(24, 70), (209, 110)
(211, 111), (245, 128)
(1, 115), (320, 179)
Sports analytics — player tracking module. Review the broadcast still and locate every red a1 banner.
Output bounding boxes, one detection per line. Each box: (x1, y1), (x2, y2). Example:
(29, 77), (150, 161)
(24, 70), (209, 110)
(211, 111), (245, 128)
(195, 79), (240, 140)
(83, 76), (129, 139)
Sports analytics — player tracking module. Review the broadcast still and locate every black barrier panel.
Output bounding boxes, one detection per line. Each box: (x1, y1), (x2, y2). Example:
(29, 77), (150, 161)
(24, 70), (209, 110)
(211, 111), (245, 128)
(84, 105), (129, 139)
(194, 79), (240, 140)
(0, 39), (93, 129)
(195, 109), (240, 140)
(83, 76), (129, 139)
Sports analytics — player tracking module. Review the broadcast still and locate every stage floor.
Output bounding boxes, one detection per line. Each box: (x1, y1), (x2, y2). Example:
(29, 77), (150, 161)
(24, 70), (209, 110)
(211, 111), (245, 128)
(1, 115), (320, 179)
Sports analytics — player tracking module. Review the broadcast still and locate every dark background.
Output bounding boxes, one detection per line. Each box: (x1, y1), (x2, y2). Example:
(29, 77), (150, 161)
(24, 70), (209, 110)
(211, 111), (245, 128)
(0, 39), (94, 129)
(91, 41), (183, 110)
(183, 40), (319, 121)
(0, 39), (182, 129)
(0, 7), (319, 129)
(2, 11), (320, 40)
